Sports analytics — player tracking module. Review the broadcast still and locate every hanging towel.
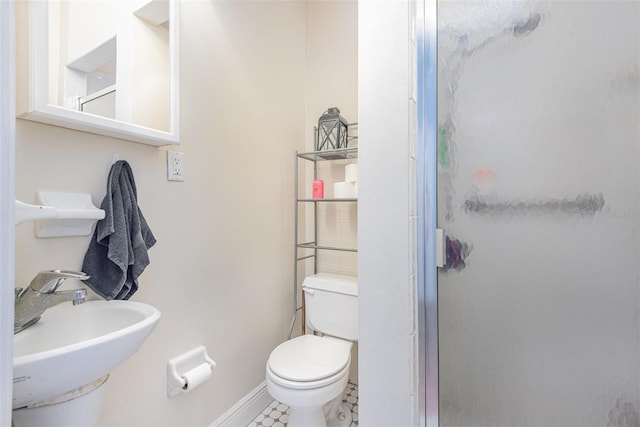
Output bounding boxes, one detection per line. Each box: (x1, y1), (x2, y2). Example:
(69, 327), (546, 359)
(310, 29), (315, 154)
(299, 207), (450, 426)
(82, 160), (156, 300)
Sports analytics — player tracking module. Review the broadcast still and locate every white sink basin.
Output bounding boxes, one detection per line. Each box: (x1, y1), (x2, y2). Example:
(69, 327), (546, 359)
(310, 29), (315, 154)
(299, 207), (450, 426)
(13, 300), (160, 409)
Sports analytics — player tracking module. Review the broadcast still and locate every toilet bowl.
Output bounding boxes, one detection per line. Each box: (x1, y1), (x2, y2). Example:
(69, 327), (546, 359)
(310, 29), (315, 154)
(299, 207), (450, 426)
(266, 273), (358, 427)
(266, 334), (352, 427)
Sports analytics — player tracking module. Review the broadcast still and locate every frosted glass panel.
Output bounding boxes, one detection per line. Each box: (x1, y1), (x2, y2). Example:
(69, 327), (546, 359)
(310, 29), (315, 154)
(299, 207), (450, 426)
(436, 1), (640, 426)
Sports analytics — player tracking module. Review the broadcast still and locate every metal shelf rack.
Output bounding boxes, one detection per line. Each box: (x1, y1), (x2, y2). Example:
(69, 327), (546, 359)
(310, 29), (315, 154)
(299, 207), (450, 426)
(292, 147), (358, 335)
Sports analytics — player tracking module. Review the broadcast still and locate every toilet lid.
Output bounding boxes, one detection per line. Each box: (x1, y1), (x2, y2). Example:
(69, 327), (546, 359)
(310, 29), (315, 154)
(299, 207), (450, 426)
(268, 335), (352, 382)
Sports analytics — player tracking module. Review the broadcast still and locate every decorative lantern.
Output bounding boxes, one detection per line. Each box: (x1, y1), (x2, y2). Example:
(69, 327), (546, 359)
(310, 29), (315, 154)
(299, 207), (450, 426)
(315, 107), (349, 152)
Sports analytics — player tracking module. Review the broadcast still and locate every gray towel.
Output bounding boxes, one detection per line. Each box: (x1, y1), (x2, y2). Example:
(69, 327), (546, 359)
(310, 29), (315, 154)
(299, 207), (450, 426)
(82, 160), (156, 300)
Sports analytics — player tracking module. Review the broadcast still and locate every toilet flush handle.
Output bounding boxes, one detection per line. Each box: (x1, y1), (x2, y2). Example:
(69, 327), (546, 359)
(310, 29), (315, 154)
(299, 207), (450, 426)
(303, 288), (315, 296)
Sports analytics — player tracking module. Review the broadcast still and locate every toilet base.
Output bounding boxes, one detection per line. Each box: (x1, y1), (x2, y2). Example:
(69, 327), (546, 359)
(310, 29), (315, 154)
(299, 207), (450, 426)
(288, 404), (327, 427)
(325, 398), (352, 427)
(286, 395), (352, 427)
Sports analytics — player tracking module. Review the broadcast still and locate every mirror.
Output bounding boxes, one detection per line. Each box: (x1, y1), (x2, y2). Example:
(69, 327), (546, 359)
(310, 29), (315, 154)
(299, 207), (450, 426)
(16, 0), (179, 146)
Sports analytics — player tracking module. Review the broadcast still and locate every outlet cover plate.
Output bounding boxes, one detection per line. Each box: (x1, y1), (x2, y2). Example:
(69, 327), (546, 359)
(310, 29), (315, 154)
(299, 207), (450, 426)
(167, 151), (184, 182)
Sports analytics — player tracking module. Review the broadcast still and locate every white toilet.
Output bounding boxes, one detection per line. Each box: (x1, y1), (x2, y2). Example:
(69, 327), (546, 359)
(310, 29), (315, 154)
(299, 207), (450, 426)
(266, 273), (357, 427)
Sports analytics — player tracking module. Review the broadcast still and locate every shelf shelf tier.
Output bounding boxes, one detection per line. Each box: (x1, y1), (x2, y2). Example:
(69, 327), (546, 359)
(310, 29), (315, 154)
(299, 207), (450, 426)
(297, 198), (357, 202)
(297, 243), (357, 253)
(297, 147), (358, 162)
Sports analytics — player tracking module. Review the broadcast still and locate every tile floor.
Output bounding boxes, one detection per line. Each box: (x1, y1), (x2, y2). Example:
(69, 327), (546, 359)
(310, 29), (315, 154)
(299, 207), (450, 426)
(247, 383), (359, 427)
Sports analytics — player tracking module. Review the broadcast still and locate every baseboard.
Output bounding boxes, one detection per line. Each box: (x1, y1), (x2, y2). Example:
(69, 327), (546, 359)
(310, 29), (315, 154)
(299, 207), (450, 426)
(210, 381), (273, 427)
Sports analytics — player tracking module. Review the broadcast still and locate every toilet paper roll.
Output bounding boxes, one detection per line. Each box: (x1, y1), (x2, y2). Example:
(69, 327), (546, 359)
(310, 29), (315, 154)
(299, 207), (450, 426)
(334, 182), (356, 199)
(181, 363), (212, 393)
(345, 163), (358, 183)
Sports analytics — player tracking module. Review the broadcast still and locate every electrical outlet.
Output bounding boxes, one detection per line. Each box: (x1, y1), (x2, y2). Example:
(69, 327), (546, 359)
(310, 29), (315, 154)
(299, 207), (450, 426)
(167, 151), (184, 182)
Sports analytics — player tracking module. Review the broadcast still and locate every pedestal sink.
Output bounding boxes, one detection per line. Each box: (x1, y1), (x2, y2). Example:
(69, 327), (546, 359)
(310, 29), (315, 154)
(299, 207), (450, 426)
(12, 300), (161, 426)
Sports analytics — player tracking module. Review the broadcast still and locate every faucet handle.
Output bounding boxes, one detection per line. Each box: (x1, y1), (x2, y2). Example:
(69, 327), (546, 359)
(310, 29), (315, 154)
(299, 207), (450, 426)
(29, 270), (90, 293)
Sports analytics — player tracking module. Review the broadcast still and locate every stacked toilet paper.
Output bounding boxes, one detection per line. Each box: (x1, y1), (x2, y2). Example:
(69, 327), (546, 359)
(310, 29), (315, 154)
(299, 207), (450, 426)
(333, 163), (358, 199)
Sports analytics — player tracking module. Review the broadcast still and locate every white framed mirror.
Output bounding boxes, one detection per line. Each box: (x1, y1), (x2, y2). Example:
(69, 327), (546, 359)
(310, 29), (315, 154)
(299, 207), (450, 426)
(16, 0), (180, 147)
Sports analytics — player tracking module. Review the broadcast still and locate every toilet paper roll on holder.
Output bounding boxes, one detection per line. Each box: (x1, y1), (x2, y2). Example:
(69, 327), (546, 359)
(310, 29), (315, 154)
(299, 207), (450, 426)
(167, 346), (216, 397)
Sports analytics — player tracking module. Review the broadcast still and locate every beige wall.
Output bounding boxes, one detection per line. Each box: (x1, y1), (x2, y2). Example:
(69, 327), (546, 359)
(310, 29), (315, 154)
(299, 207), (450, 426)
(16, 1), (307, 425)
(46, 0), (169, 128)
(132, 18), (169, 131)
(304, 0), (359, 383)
(14, 0), (359, 425)
(305, 0), (359, 278)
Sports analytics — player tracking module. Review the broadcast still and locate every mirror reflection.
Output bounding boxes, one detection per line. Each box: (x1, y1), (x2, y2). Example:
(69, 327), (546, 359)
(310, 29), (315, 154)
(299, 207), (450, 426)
(48, 0), (170, 131)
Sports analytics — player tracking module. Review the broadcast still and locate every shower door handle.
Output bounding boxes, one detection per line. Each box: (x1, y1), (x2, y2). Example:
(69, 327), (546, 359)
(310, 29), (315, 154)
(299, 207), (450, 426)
(435, 228), (445, 268)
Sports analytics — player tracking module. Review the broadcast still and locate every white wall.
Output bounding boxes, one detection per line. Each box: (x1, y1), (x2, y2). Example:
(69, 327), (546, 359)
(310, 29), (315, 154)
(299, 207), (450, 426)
(14, 1), (307, 425)
(358, 0), (418, 425)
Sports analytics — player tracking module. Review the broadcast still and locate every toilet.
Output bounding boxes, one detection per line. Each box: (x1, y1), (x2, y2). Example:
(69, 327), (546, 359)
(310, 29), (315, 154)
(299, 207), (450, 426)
(266, 273), (358, 427)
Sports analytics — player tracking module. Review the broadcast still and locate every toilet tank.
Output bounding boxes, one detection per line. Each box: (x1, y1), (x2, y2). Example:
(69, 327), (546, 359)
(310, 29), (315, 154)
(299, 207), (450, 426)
(302, 273), (358, 341)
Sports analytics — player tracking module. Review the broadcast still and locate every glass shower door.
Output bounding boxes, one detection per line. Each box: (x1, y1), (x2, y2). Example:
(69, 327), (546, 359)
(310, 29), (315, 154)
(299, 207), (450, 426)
(436, 1), (640, 426)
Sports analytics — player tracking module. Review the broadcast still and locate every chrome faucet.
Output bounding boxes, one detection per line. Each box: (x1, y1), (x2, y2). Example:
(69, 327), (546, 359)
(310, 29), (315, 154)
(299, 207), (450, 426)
(14, 270), (89, 334)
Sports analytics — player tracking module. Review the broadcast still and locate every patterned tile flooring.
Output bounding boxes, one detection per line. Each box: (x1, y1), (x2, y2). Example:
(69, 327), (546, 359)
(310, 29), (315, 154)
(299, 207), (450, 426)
(247, 383), (359, 427)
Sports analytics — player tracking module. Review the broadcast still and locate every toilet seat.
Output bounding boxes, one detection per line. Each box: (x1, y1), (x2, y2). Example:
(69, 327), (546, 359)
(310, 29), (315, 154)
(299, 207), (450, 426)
(267, 335), (352, 388)
(267, 359), (350, 391)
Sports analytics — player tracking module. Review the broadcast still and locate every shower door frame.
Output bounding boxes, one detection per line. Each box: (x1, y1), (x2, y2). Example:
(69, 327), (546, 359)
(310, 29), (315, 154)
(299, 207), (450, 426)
(416, 0), (439, 425)
(0, 0), (16, 424)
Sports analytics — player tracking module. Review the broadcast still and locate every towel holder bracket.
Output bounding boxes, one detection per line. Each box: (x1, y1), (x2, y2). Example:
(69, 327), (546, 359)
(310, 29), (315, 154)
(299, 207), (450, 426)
(15, 191), (106, 237)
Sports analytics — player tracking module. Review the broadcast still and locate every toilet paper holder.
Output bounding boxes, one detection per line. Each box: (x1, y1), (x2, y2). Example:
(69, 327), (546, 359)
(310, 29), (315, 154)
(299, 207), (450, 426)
(167, 346), (216, 397)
